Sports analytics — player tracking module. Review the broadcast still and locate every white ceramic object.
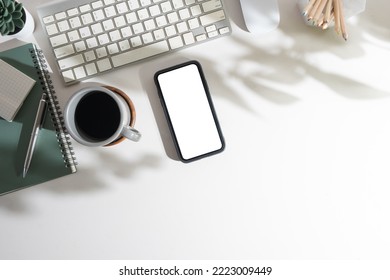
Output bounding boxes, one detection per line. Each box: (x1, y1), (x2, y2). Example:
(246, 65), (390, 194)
(64, 87), (141, 147)
(0, 7), (35, 42)
(240, 0), (280, 34)
(297, 0), (366, 24)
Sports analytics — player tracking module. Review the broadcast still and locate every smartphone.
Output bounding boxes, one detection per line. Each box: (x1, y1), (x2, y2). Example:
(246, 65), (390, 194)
(154, 61), (225, 162)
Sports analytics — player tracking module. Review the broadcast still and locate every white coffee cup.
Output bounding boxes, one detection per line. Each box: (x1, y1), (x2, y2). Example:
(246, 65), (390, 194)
(64, 86), (141, 147)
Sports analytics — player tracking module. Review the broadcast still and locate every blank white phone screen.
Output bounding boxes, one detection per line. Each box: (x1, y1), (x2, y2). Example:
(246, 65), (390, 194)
(157, 64), (223, 161)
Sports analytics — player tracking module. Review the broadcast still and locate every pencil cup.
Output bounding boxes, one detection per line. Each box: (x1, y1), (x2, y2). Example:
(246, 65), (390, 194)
(297, 0), (366, 25)
(64, 86), (141, 147)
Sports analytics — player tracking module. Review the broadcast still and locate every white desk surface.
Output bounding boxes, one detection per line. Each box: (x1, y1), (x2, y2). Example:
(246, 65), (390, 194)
(1, 0), (390, 260)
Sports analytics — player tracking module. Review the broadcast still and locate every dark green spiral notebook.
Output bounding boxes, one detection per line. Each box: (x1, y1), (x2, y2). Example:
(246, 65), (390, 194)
(0, 43), (77, 195)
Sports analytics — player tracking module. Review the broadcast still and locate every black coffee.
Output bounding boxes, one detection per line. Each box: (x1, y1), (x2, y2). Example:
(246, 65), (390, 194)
(75, 91), (121, 142)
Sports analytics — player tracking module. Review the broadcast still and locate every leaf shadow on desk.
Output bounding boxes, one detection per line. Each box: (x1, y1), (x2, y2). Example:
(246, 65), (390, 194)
(42, 147), (162, 192)
(0, 167), (104, 213)
(221, 0), (390, 104)
(0, 194), (30, 212)
(0, 150), (162, 213)
(229, 36), (389, 102)
(95, 150), (162, 178)
(356, 0), (390, 44)
(198, 58), (267, 112)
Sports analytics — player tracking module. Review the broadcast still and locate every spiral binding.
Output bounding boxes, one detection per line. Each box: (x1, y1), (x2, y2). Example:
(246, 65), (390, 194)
(30, 45), (77, 173)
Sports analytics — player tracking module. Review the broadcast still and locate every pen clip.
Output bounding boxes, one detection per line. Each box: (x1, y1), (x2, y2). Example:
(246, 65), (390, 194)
(38, 93), (48, 130)
(22, 92), (48, 178)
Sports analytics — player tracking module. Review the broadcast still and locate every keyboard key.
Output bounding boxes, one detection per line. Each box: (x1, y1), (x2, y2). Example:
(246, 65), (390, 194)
(183, 32), (195, 45)
(46, 24), (59, 36)
(50, 34), (68, 47)
(68, 30), (80, 42)
(120, 26), (133, 37)
(55, 12), (66, 20)
(172, 0), (184, 9)
(104, 6), (116, 17)
(69, 17), (82, 28)
(58, 54), (85, 70)
(176, 21), (188, 33)
(165, 25), (176, 37)
(142, 32), (154, 44)
(116, 2), (129, 13)
(38, 0), (231, 84)
(138, 8), (149, 20)
(96, 47), (108, 58)
(92, 1), (104, 9)
(132, 22), (144, 34)
(111, 40), (169, 67)
(43, 15), (55, 24)
(156, 15), (167, 27)
(208, 30), (218, 38)
(80, 4), (91, 13)
(119, 40), (131, 51)
(79, 26), (91, 38)
(188, 18), (199, 29)
(126, 12), (138, 24)
(93, 9), (105, 21)
(57, 20), (70, 32)
(190, 5), (201, 17)
(167, 12), (179, 23)
(153, 29), (165, 40)
(97, 58), (112, 72)
(130, 36), (142, 47)
(107, 43), (120, 54)
(84, 50), (96, 61)
(199, 10), (225, 26)
(74, 41), (87, 52)
(144, 19), (156, 31)
(103, 19), (115, 31)
(128, 0), (140, 10)
(85, 63), (98, 75)
(54, 45), (75, 59)
(149, 5), (161, 17)
(196, 34), (206, 42)
(62, 70), (75, 83)
(161, 1), (173, 13)
(206, 25), (216, 33)
(81, 13), (94, 25)
(114, 16), (127, 27)
(74, 66), (86, 79)
(219, 26), (230, 35)
(140, 0), (152, 6)
(91, 23), (104, 34)
(86, 37), (98, 48)
(202, 0), (222, 12)
(168, 35), (183, 49)
(109, 30), (121, 41)
(67, 8), (79, 17)
(179, 8), (190, 20)
(98, 34), (110, 45)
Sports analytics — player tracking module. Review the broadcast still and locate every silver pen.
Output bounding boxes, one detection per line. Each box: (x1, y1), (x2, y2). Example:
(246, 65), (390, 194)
(22, 92), (47, 178)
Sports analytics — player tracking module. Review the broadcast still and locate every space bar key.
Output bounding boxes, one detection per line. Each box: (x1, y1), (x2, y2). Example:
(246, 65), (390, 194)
(111, 41), (170, 67)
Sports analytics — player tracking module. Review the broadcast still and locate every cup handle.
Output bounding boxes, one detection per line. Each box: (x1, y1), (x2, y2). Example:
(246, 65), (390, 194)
(121, 126), (142, 142)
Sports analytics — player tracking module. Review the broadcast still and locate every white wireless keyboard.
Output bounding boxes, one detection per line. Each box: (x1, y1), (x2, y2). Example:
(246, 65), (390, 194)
(38, 0), (231, 85)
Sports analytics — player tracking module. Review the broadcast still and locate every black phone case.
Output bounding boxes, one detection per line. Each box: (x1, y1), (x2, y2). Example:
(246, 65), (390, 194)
(154, 60), (225, 163)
